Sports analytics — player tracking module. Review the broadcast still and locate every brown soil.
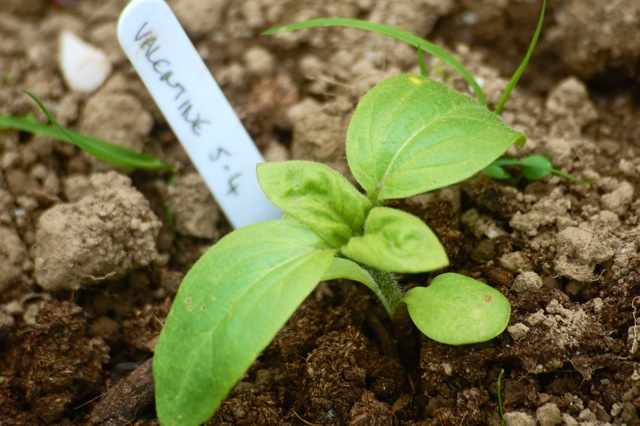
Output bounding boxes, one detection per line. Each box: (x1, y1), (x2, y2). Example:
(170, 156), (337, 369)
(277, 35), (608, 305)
(1, 0), (639, 425)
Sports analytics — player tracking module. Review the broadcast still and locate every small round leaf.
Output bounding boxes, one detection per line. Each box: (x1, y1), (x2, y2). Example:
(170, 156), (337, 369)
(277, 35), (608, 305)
(404, 273), (511, 345)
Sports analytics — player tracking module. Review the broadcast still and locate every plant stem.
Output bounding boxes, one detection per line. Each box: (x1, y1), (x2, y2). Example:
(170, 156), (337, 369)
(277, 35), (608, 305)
(362, 266), (418, 361)
(360, 266), (403, 315)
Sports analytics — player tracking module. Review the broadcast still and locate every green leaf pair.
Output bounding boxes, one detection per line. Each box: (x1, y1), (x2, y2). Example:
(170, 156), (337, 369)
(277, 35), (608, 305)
(484, 154), (590, 183)
(154, 73), (523, 426)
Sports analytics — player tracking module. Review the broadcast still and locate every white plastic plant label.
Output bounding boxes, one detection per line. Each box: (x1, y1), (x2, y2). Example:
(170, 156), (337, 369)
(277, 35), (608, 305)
(117, 0), (282, 228)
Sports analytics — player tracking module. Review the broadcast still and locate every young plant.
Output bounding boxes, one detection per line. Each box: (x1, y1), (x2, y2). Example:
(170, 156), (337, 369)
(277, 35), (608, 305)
(483, 154), (590, 184)
(154, 73), (525, 425)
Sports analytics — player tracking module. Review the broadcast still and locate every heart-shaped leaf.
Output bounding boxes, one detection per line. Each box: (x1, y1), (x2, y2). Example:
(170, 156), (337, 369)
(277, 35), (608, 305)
(341, 207), (448, 273)
(347, 74), (525, 204)
(258, 161), (371, 248)
(404, 273), (511, 345)
(154, 220), (335, 426)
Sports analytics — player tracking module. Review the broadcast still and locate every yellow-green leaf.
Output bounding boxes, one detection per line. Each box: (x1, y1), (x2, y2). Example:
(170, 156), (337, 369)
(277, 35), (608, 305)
(154, 220), (335, 426)
(347, 74), (525, 204)
(341, 207), (448, 273)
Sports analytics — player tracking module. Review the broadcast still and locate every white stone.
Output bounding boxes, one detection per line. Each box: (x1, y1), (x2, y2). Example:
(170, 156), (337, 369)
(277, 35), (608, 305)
(59, 30), (112, 93)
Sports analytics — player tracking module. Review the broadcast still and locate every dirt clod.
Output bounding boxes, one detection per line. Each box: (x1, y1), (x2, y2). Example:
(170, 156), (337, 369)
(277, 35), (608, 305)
(33, 172), (161, 291)
(165, 173), (220, 240)
(89, 358), (154, 425)
(10, 300), (109, 424)
(0, 225), (27, 292)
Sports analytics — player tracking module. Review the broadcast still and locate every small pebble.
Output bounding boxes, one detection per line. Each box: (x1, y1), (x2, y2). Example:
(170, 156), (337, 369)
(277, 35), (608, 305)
(59, 30), (111, 93)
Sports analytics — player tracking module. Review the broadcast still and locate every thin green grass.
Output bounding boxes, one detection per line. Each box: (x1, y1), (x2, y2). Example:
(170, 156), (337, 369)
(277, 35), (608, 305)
(263, 18), (487, 105)
(495, 0), (546, 114)
(0, 92), (172, 171)
(264, 0), (546, 114)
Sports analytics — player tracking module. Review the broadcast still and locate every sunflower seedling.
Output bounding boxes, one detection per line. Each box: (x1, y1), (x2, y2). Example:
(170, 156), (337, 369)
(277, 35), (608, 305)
(154, 73), (525, 425)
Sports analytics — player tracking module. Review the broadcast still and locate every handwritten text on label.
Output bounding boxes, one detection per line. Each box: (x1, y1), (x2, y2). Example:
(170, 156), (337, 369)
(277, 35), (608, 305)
(134, 22), (211, 136)
(133, 22), (243, 197)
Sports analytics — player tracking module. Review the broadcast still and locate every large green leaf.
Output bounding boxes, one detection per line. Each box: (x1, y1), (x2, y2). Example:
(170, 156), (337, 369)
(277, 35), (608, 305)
(154, 220), (335, 426)
(347, 74), (525, 204)
(257, 161), (371, 248)
(341, 207), (448, 273)
(404, 273), (511, 345)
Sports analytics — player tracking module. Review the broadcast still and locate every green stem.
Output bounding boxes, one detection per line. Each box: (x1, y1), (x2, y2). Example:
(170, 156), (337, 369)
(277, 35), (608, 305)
(360, 265), (404, 315)
(417, 44), (427, 77)
(322, 260), (418, 360)
(363, 266), (418, 361)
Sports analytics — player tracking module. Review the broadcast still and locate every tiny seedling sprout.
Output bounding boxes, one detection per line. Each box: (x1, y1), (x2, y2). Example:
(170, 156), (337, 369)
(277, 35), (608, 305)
(497, 368), (506, 425)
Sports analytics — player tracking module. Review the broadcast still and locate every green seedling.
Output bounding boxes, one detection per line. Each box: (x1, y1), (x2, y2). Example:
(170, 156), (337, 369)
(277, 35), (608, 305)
(0, 92), (172, 171)
(484, 154), (591, 184)
(154, 73), (524, 425)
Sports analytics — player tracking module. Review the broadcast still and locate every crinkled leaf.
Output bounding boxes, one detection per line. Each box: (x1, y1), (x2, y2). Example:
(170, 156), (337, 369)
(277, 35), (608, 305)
(347, 74), (525, 204)
(154, 220), (335, 426)
(257, 161), (371, 247)
(404, 273), (511, 345)
(341, 206), (448, 273)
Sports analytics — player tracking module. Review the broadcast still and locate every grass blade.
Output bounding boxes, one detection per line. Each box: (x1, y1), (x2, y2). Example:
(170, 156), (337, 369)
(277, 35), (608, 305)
(417, 45), (427, 77)
(263, 18), (487, 105)
(0, 113), (73, 140)
(495, 0), (546, 114)
(0, 92), (172, 171)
